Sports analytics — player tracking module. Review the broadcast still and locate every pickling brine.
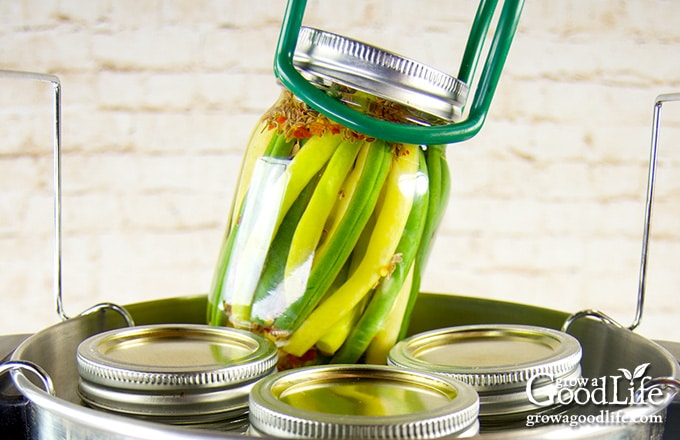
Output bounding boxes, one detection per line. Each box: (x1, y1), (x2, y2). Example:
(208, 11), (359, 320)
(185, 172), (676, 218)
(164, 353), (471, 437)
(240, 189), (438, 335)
(207, 27), (463, 369)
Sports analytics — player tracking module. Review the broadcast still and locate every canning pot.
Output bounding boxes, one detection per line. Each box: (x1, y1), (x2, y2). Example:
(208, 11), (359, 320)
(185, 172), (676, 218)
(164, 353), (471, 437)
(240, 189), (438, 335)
(4, 292), (679, 440)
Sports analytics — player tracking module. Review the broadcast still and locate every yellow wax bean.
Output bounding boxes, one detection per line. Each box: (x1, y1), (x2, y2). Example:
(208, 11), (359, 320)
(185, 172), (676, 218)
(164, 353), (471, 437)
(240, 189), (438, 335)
(276, 131), (342, 226)
(283, 139), (362, 301)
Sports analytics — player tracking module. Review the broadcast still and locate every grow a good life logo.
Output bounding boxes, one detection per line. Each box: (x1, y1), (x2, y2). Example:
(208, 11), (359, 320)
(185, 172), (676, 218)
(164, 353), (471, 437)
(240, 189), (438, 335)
(524, 363), (669, 428)
(526, 362), (667, 408)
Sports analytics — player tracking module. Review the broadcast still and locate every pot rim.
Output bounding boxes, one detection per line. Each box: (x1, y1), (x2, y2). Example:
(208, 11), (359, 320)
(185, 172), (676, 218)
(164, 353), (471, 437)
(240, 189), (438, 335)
(8, 293), (680, 439)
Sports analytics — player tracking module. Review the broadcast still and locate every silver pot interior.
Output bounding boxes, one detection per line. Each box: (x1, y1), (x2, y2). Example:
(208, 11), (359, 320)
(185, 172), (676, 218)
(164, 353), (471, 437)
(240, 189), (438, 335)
(9, 293), (680, 439)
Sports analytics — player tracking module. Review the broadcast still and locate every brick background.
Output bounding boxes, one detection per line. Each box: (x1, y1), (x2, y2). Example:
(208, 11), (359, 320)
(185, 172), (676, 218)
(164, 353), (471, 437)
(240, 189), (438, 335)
(1, 0), (679, 343)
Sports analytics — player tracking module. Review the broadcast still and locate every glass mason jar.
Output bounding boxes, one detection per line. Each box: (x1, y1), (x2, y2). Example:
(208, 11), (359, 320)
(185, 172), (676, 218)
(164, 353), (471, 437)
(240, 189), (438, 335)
(387, 324), (583, 430)
(248, 364), (480, 438)
(76, 324), (278, 432)
(208, 27), (468, 369)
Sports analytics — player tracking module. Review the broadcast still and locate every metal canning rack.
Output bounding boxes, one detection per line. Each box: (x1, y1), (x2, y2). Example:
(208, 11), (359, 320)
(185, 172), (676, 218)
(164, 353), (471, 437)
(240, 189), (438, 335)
(1, 69), (679, 395)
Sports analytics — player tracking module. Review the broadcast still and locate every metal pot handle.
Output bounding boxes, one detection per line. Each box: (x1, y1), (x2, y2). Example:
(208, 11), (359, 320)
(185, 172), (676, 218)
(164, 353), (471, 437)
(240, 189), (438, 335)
(635, 376), (680, 403)
(0, 70), (134, 327)
(0, 361), (55, 396)
(563, 93), (680, 333)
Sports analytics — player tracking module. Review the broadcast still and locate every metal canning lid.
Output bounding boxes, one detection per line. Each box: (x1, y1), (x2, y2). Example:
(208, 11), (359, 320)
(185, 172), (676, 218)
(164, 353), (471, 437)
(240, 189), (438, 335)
(77, 324), (277, 391)
(293, 27), (468, 123)
(77, 378), (254, 423)
(249, 364), (480, 439)
(387, 324), (582, 417)
(76, 324), (277, 423)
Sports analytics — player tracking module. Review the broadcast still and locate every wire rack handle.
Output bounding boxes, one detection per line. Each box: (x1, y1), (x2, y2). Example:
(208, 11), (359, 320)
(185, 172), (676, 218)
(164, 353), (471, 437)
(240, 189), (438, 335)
(0, 70), (134, 327)
(563, 93), (680, 333)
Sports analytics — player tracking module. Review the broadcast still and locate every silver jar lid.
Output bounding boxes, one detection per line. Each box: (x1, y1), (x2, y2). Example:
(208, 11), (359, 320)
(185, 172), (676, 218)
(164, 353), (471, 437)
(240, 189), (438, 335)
(388, 324), (582, 418)
(293, 27), (468, 122)
(76, 324), (277, 425)
(249, 364), (479, 439)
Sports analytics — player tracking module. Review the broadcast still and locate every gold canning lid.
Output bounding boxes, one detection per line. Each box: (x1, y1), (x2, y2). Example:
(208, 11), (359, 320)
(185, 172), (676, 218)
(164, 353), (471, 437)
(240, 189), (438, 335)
(76, 324), (277, 425)
(249, 364), (480, 439)
(387, 324), (582, 418)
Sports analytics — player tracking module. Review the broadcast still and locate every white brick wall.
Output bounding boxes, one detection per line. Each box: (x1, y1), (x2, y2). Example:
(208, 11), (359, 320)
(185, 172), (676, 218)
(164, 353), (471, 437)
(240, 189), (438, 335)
(1, 0), (679, 344)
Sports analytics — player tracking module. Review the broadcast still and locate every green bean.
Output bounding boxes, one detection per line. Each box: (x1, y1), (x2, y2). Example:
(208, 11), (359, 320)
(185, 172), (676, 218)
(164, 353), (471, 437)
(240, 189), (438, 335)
(276, 131), (342, 225)
(283, 139), (362, 300)
(398, 144), (450, 339)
